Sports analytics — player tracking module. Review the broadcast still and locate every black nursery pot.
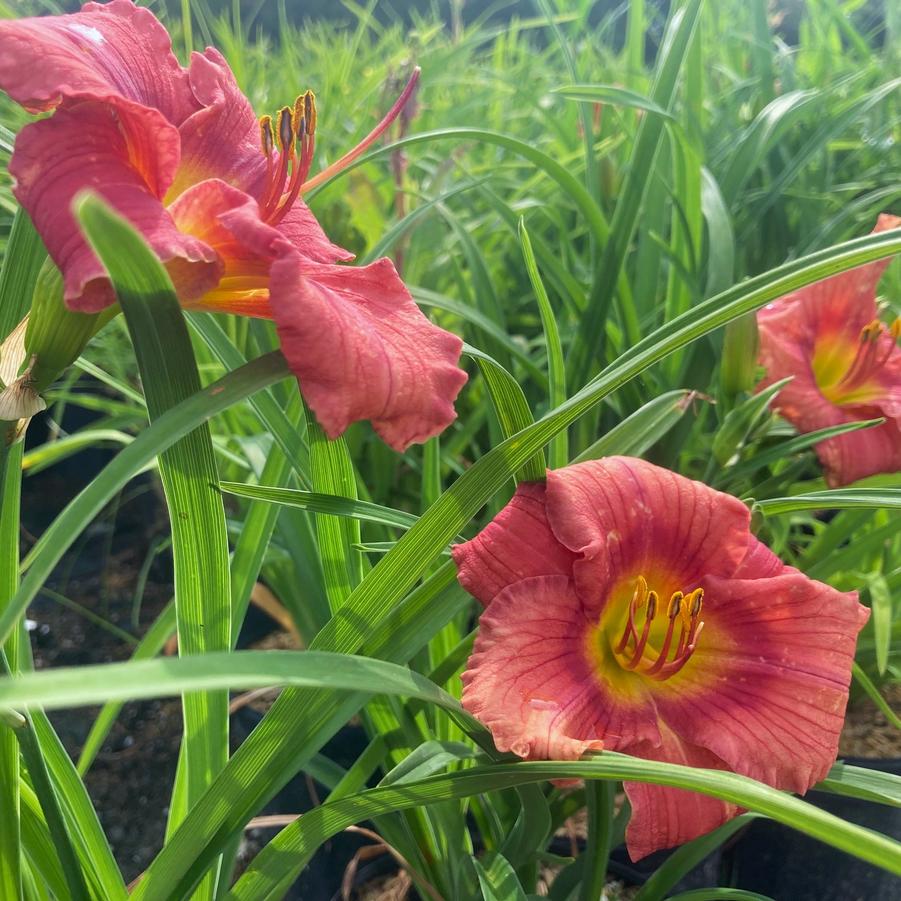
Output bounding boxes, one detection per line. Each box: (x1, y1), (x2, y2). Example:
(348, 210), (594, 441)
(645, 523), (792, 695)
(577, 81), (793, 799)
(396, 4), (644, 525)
(728, 757), (901, 901)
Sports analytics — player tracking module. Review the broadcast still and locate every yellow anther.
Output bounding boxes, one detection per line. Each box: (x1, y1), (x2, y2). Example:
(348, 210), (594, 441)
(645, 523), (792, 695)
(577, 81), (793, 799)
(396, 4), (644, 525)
(860, 319), (883, 342)
(646, 592), (658, 621)
(689, 588), (704, 617)
(667, 591), (683, 620)
(277, 106), (294, 152)
(304, 90), (316, 135)
(891, 318), (901, 341)
(259, 115), (274, 157)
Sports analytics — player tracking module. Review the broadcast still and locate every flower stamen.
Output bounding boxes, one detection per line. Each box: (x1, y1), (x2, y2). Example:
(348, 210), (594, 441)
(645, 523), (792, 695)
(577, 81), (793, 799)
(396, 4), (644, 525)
(831, 317), (900, 396)
(256, 92), (318, 225)
(613, 577), (704, 681)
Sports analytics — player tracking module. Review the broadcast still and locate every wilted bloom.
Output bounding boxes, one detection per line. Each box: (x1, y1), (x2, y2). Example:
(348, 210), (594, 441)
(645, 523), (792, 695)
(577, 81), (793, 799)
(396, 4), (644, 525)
(453, 457), (868, 860)
(757, 214), (901, 486)
(0, 0), (466, 450)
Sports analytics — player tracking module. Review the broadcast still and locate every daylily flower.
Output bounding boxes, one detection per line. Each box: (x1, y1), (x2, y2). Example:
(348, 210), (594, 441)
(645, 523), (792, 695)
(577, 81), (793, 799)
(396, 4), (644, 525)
(757, 214), (901, 486)
(0, 0), (466, 450)
(453, 457), (868, 860)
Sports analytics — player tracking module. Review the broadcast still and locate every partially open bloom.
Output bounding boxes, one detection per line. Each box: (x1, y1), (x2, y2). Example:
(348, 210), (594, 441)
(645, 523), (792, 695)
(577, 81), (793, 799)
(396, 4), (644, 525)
(757, 214), (901, 486)
(0, 0), (466, 450)
(453, 458), (868, 860)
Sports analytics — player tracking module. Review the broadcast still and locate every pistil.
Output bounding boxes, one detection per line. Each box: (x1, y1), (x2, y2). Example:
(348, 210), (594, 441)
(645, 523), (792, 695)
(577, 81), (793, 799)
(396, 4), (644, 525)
(613, 577), (704, 681)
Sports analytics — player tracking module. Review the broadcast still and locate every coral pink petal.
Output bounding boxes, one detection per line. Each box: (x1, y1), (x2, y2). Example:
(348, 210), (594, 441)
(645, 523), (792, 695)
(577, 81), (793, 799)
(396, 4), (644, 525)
(10, 101), (219, 313)
(462, 574), (660, 759)
(546, 458), (751, 611)
(0, 0), (196, 123)
(267, 255), (466, 450)
(815, 413), (901, 487)
(758, 214), (901, 335)
(758, 292), (901, 486)
(169, 48), (266, 199)
(624, 729), (739, 861)
(167, 178), (274, 315)
(733, 534), (786, 579)
(658, 571), (868, 794)
(452, 482), (578, 607)
(275, 201), (355, 264)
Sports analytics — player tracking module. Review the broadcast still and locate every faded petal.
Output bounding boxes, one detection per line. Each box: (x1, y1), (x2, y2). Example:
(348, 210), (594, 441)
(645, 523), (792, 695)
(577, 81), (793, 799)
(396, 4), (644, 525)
(452, 481), (577, 607)
(461, 575), (657, 758)
(268, 255), (466, 450)
(658, 571), (868, 794)
(546, 458), (751, 612)
(0, 0), (196, 123)
(10, 102), (219, 312)
(624, 728), (739, 861)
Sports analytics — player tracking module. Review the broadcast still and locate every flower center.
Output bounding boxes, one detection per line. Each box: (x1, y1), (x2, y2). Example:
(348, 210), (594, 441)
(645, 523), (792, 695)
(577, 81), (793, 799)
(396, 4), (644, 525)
(816, 317), (900, 404)
(609, 575), (704, 681)
(257, 91), (317, 226)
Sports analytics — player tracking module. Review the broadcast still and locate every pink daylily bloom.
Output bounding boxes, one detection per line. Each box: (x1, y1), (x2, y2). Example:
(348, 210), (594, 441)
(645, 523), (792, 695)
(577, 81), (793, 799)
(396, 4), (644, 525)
(453, 458), (868, 860)
(0, 0), (466, 450)
(757, 214), (901, 486)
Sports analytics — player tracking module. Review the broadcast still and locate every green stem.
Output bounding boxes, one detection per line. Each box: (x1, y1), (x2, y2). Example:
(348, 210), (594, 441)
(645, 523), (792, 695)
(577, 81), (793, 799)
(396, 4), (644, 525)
(580, 780), (615, 901)
(14, 709), (91, 901)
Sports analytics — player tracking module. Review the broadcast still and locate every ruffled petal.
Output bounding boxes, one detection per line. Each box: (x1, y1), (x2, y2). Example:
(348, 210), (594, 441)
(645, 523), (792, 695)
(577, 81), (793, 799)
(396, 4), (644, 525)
(758, 213), (901, 339)
(275, 200), (355, 264)
(452, 481), (577, 606)
(624, 728), (739, 861)
(10, 101), (220, 312)
(268, 254), (466, 450)
(733, 534), (786, 579)
(169, 48), (265, 199)
(657, 571), (868, 794)
(545, 458), (751, 612)
(461, 574), (659, 758)
(0, 0), (196, 123)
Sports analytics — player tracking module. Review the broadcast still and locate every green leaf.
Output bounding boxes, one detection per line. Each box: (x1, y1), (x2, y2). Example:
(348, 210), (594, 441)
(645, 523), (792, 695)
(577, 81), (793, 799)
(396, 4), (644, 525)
(219, 482), (421, 531)
(574, 390), (696, 462)
(228, 754), (901, 900)
(519, 219), (567, 470)
(712, 377), (790, 466)
(756, 489), (901, 515)
(820, 761), (901, 807)
(553, 83), (675, 119)
(717, 418), (883, 486)
(0, 651), (460, 715)
(0, 210), (44, 343)
(466, 344), (544, 481)
(473, 852), (528, 901)
(74, 194), (232, 850)
(852, 663), (901, 731)
(866, 574), (893, 676)
(570, 0), (703, 380)
(0, 351), (290, 652)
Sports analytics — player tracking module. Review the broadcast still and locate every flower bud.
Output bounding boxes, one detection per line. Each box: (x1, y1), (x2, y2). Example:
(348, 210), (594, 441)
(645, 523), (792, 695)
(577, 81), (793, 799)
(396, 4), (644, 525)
(23, 259), (110, 393)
